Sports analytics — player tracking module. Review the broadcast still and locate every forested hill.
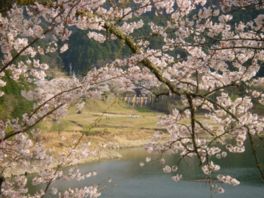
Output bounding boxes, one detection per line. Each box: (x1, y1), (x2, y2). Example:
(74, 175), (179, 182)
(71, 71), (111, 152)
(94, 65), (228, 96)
(60, 30), (132, 75)
(60, 12), (165, 76)
(60, 5), (263, 76)
(0, 0), (263, 76)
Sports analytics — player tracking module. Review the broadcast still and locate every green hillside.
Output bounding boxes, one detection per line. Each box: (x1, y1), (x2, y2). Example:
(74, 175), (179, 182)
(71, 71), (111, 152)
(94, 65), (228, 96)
(0, 74), (33, 120)
(40, 98), (161, 135)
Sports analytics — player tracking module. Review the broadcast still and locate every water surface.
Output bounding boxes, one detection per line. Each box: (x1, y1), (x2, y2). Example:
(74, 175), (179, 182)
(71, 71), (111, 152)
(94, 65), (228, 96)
(45, 146), (264, 198)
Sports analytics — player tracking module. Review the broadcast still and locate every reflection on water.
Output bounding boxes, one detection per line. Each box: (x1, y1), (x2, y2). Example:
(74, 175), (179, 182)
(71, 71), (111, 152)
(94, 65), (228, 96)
(34, 143), (264, 198)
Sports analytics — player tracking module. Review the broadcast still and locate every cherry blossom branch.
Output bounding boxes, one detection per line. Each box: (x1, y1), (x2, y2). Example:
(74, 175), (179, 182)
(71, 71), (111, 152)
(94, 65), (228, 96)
(2, 103), (65, 141)
(28, 73), (126, 119)
(116, 0), (164, 23)
(41, 99), (118, 197)
(0, 29), (51, 73)
(28, 86), (82, 119)
(211, 46), (264, 51)
(186, 94), (202, 165)
(0, 0), (75, 73)
(194, 119), (214, 137)
(247, 128), (264, 181)
(104, 22), (184, 97)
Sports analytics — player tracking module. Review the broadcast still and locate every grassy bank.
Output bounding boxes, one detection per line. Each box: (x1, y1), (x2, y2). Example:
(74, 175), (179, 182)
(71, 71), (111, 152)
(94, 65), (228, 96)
(40, 98), (161, 136)
(38, 98), (162, 164)
(5, 98), (163, 176)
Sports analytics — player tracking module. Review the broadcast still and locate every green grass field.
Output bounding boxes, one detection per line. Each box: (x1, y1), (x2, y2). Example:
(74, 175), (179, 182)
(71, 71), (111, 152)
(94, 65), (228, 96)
(40, 98), (162, 135)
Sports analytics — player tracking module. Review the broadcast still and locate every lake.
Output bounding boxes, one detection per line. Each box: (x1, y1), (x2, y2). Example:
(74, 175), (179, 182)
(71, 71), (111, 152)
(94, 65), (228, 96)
(38, 144), (264, 198)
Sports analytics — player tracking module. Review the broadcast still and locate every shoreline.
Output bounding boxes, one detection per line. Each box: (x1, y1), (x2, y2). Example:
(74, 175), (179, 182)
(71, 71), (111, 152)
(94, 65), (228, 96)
(4, 130), (155, 177)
